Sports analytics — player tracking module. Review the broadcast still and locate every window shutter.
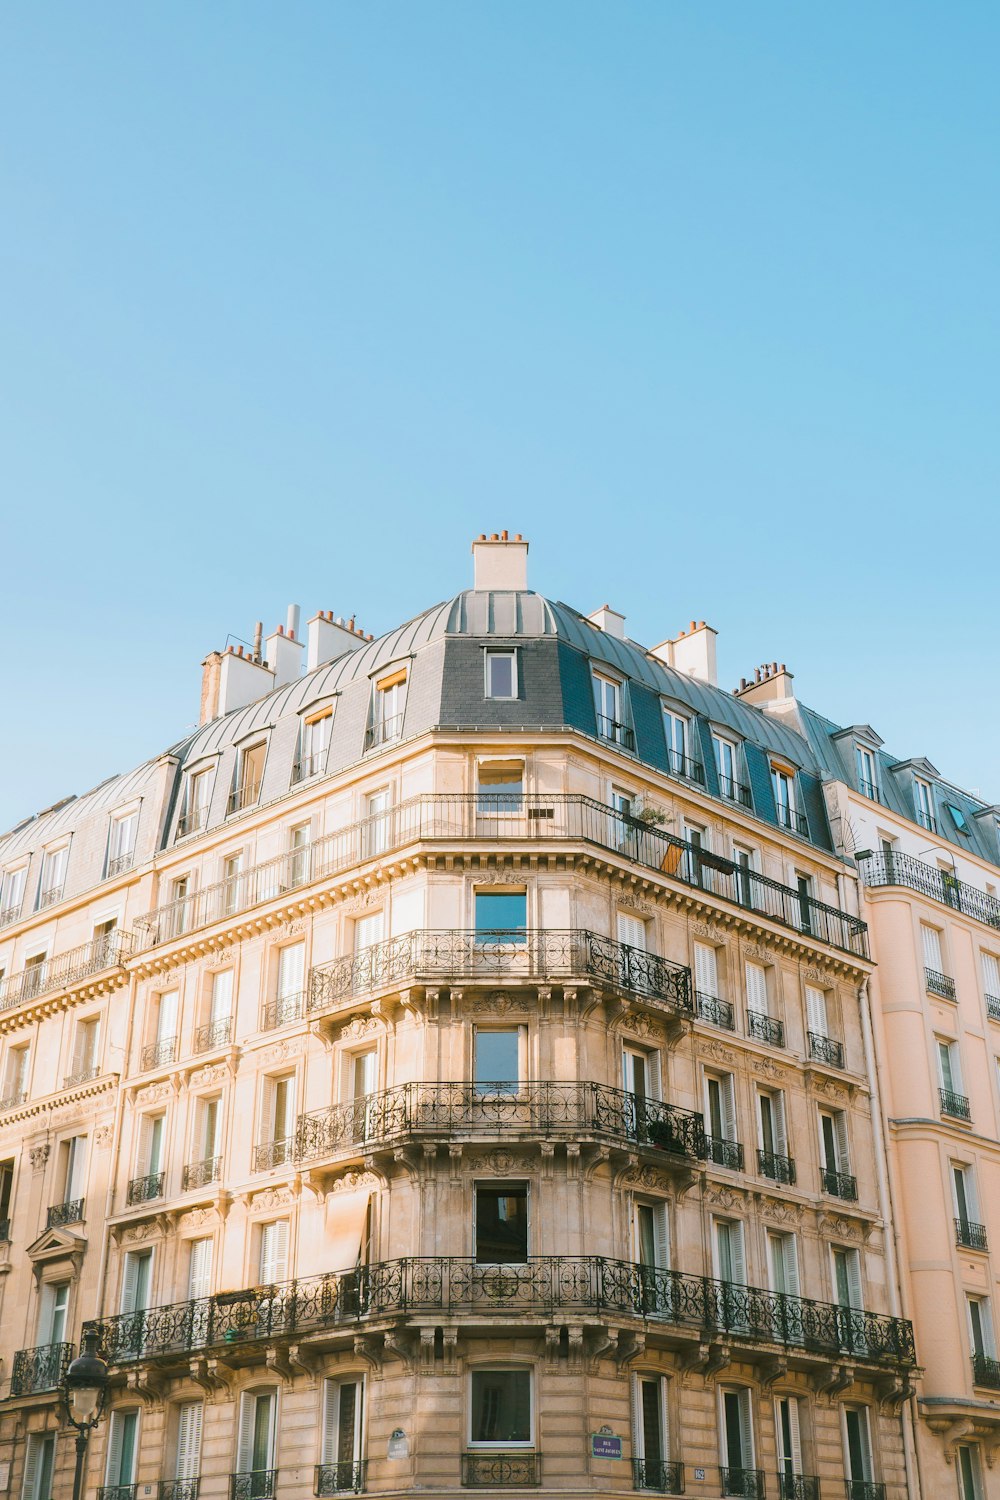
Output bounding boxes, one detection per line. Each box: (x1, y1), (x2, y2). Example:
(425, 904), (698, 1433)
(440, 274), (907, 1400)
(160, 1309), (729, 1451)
(138, 1117), (153, 1174)
(147, 1117), (163, 1175)
(188, 1238), (213, 1300)
(354, 913), (383, 952)
(805, 985), (828, 1034)
(745, 962), (768, 1014)
(237, 1393), (258, 1472)
(157, 991), (178, 1041)
(722, 1077), (738, 1142)
(277, 944), (304, 999)
(922, 925), (943, 971)
(120, 1252), (141, 1314)
(71, 1024), (88, 1077)
(729, 1223), (747, 1288)
(984, 954), (1000, 997)
(785, 1398), (802, 1472)
(737, 1388), (754, 1466)
(617, 914), (647, 952)
(104, 1411), (130, 1485)
(260, 1221), (289, 1284)
(772, 1094), (788, 1158)
(652, 1204), (670, 1271)
(66, 1137), (86, 1199)
(22, 1437), (40, 1500)
(782, 1237), (800, 1298)
(322, 1379), (341, 1465)
(658, 1379), (669, 1463)
(176, 1402), (203, 1481)
(694, 942), (718, 995)
(846, 1251), (863, 1310)
(834, 1113), (850, 1171)
(629, 1374), (645, 1461)
(355, 1052), (377, 1099)
(210, 970), (233, 1021)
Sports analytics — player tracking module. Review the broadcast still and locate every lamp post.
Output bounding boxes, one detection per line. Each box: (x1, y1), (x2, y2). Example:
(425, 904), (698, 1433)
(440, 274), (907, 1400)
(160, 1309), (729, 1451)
(61, 1326), (110, 1500)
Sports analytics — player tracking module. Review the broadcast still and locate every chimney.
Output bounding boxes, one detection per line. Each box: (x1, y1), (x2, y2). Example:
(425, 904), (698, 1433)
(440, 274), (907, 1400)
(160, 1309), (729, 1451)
(200, 651), (223, 724)
(472, 531), (529, 591)
(734, 661), (796, 705)
(217, 646), (275, 715)
(587, 604), (626, 640)
(266, 607), (305, 688)
(650, 621), (718, 687)
(306, 611), (370, 672)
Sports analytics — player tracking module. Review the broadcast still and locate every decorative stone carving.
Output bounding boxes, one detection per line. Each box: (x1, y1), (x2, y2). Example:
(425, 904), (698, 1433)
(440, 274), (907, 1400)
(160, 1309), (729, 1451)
(617, 893), (657, 917)
(135, 1081), (173, 1104)
(258, 1038), (307, 1066)
(181, 1208), (215, 1228)
(811, 1076), (849, 1102)
(122, 1221), (159, 1243)
(619, 1014), (665, 1042)
(191, 1064), (229, 1089)
(477, 1149), (528, 1175)
(700, 1040), (737, 1066)
(341, 890), (380, 913)
(692, 921), (729, 945)
(743, 943), (774, 963)
(706, 1186), (746, 1211)
(94, 1126), (114, 1149)
(620, 1166), (673, 1194)
(331, 1170), (381, 1194)
(761, 1197), (804, 1225)
(251, 1187), (292, 1212)
(339, 1016), (381, 1042)
(470, 993), (529, 1016)
(477, 869), (523, 885)
(821, 1214), (862, 1241)
(752, 1057), (785, 1082)
(29, 1144), (50, 1170)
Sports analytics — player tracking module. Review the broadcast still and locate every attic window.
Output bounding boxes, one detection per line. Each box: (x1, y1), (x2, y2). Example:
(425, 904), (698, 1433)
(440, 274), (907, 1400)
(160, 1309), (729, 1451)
(485, 650), (517, 700)
(947, 804), (970, 835)
(366, 669), (407, 751)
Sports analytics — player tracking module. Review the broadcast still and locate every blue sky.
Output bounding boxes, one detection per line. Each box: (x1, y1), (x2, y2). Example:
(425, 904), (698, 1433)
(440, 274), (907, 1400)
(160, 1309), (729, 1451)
(1, 3), (998, 830)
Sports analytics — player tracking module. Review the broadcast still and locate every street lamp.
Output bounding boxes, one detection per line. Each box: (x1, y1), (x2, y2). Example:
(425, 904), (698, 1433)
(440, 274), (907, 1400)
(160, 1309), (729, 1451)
(62, 1327), (110, 1500)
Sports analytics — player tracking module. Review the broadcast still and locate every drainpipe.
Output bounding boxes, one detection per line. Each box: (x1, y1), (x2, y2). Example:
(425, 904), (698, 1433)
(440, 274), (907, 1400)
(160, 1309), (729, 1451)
(858, 975), (924, 1500)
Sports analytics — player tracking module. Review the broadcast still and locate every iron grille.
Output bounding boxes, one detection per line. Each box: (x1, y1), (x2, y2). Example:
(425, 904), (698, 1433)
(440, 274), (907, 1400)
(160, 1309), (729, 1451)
(718, 775), (752, 807)
(253, 1138), (294, 1172)
(63, 1064), (100, 1089)
(461, 1453), (541, 1488)
(706, 1136), (744, 1170)
(596, 715), (636, 751)
(229, 1473), (277, 1500)
(632, 1458), (685, 1492)
(262, 991), (306, 1030)
(38, 885), (65, 908)
(720, 1468), (765, 1497)
(696, 992), (735, 1030)
(10, 1340), (73, 1395)
(821, 1168), (858, 1201)
(182, 1156), (222, 1191)
(845, 1485), (885, 1500)
(127, 1172), (165, 1205)
(972, 1353), (1000, 1388)
(757, 1149), (796, 1185)
(364, 715), (404, 751)
(141, 1037), (178, 1070)
(159, 1484), (200, 1500)
(194, 1017), (232, 1052)
(940, 1088), (971, 1121)
(808, 1032), (844, 1068)
(857, 779), (881, 803)
(955, 1219), (988, 1250)
(47, 1197), (84, 1227)
(292, 752), (327, 784)
(777, 1480), (818, 1500)
(747, 1010), (784, 1047)
(227, 781), (263, 816)
(667, 749), (705, 784)
(775, 804), (809, 836)
(987, 995), (1000, 1022)
(177, 805), (209, 838)
(107, 853), (134, 878)
(925, 968), (957, 1000)
(917, 810), (938, 833)
(315, 1460), (367, 1495)
(0, 903), (22, 929)
(0, 1091), (26, 1112)
(0, 929), (132, 1014)
(98, 1487), (138, 1500)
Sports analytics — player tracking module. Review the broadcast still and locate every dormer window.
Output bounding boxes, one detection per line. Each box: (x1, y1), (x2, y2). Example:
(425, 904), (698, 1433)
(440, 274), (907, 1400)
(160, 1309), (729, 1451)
(38, 844), (69, 909)
(947, 804), (971, 836)
(770, 764), (807, 837)
(107, 808), (138, 878)
(485, 650), (518, 700)
(366, 669), (407, 750)
(663, 709), (702, 783)
(713, 735), (750, 807)
(228, 742), (266, 815)
(915, 777), (937, 834)
(178, 767), (213, 838)
(855, 746), (879, 803)
(0, 864), (27, 929)
(593, 672), (634, 751)
(294, 707), (333, 783)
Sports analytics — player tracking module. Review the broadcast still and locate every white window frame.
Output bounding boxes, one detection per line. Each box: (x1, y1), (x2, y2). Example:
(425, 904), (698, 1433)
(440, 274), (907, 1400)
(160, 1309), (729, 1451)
(484, 650), (518, 701)
(467, 1366), (535, 1448)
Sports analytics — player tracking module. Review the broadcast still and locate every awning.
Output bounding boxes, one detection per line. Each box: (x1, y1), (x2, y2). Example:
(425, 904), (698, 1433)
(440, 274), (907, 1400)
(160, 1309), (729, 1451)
(325, 1186), (371, 1273)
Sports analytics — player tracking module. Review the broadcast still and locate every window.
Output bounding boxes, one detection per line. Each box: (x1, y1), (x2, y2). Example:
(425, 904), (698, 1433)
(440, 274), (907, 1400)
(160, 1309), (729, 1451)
(713, 1218), (747, 1288)
(770, 766), (803, 834)
(474, 1029), (522, 1094)
(259, 1076), (295, 1167)
(363, 789), (392, 857)
(713, 735), (746, 804)
(704, 1073), (740, 1164)
(617, 910), (648, 953)
(368, 669), (407, 749)
(805, 984), (829, 1039)
(745, 961), (769, 1018)
(623, 1045), (660, 1103)
(832, 1246), (863, 1311)
(174, 1401), (204, 1488)
(631, 1374), (670, 1489)
(231, 742), (266, 814)
(982, 953), (1000, 1014)
(354, 911), (384, 953)
(922, 924), (945, 979)
(476, 761), (524, 821)
(775, 1396), (805, 1488)
(0, 863), (27, 924)
(22, 951), (48, 1001)
(120, 1250), (153, 1314)
(469, 1369), (532, 1445)
(475, 1183), (528, 1263)
(179, 768), (213, 836)
(663, 709), (693, 778)
(104, 1409), (139, 1493)
(953, 1164), (984, 1246)
(21, 1434), (56, 1500)
(137, 1114), (165, 1180)
(485, 650), (517, 700)
(237, 1389), (278, 1480)
(635, 1202), (669, 1271)
(187, 1238), (213, 1299)
(474, 890), (526, 943)
(296, 708), (333, 782)
(321, 1378), (365, 1490)
(57, 1135), (87, 1207)
(107, 809), (138, 876)
(288, 821), (311, 886)
(0, 1158), (14, 1232)
(38, 844), (68, 907)
(855, 745), (879, 801)
(938, 1040), (968, 1117)
(207, 968), (234, 1043)
(69, 1016), (100, 1084)
(693, 942), (730, 1024)
(819, 1109), (852, 1192)
(167, 875), (190, 938)
(720, 1388), (755, 1482)
(682, 822), (706, 885)
(757, 1091), (791, 1181)
(593, 672), (631, 748)
(957, 1444), (984, 1500)
(732, 844), (757, 907)
(149, 989), (178, 1067)
(258, 1221), (289, 1284)
(39, 1281), (69, 1343)
(915, 777), (937, 832)
(271, 943), (305, 1027)
(843, 1407), (874, 1489)
(766, 1231), (800, 1299)
(795, 872), (813, 932)
(2, 1042), (29, 1106)
(746, 962), (783, 1046)
(194, 1096), (222, 1171)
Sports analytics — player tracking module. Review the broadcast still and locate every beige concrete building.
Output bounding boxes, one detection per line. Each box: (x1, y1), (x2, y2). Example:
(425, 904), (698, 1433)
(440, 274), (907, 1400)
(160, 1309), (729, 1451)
(0, 535), (915, 1500)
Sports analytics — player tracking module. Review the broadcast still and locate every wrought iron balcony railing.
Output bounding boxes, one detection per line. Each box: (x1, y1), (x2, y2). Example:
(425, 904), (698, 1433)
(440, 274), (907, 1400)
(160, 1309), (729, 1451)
(757, 1149), (796, 1185)
(364, 714), (405, 752)
(706, 1136), (745, 1171)
(63, 1064), (100, 1089)
(916, 810), (938, 834)
(940, 1088), (971, 1121)
(0, 929), (132, 1013)
(955, 1218), (988, 1251)
(808, 1032), (844, 1068)
(461, 1454), (541, 1488)
(194, 1017), (232, 1053)
(925, 967), (956, 1000)
(315, 1460), (367, 1495)
(857, 779), (882, 804)
(127, 1172), (165, 1206)
(821, 1168), (858, 1202)
(141, 1036), (178, 1071)
(176, 804), (210, 839)
(295, 1082), (707, 1165)
(972, 1352), (1000, 1388)
(227, 781), (262, 817)
(859, 850), (1000, 933)
(720, 1467), (765, 1497)
(253, 1138), (294, 1172)
(596, 715), (636, 752)
(0, 1218), (9, 1241)
(747, 1010), (784, 1047)
(987, 994), (1000, 1022)
(47, 1197), (84, 1227)
(778, 1478), (819, 1500)
(85, 1257), (916, 1369)
(667, 749), (705, 785)
(99, 1486), (137, 1500)
(159, 1483), (200, 1500)
(134, 794), (868, 958)
(292, 752), (328, 785)
(38, 884), (65, 909)
(0, 1090), (27, 1112)
(107, 852), (135, 879)
(10, 1340), (74, 1395)
(845, 1485), (885, 1500)
(229, 1472), (276, 1500)
(309, 929), (693, 1020)
(262, 991), (306, 1030)
(632, 1458), (685, 1493)
(718, 774), (752, 808)
(774, 804), (809, 837)
(696, 992), (735, 1030)
(182, 1156), (222, 1192)
(0, 902), (22, 930)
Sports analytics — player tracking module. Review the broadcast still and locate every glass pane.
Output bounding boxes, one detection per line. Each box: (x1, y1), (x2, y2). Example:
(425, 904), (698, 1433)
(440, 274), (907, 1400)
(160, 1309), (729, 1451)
(471, 1370), (531, 1443)
(488, 655), (514, 698)
(475, 1032), (519, 1091)
(476, 1187), (528, 1262)
(474, 892), (526, 937)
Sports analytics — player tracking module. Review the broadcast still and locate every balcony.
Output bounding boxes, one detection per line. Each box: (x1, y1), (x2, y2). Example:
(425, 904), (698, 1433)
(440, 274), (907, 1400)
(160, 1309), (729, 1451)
(747, 1010), (784, 1048)
(38, 884), (65, 909)
(917, 809), (938, 834)
(706, 1136), (745, 1171)
(176, 804), (209, 839)
(774, 804), (809, 837)
(0, 901), (22, 930)
(987, 995), (1000, 1022)
(845, 1486), (885, 1500)
(940, 1088), (971, 1121)
(292, 752), (327, 785)
(86, 1257), (916, 1369)
(227, 781), (262, 817)
(141, 1036), (178, 1071)
(461, 1454), (541, 1488)
(720, 1468), (765, 1497)
(718, 774), (752, 809)
(821, 1168), (858, 1202)
(364, 714), (404, 752)
(194, 1017), (232, 1053)
(230, 1473), (276, 1500)
(596, 715), (635, 752)
(955, 1218), (988, 1251)
(182, 1156), (222, 1192)
(859, 850), (1000, 933)
(262, 991), (306, 1030)
(47, 1197), (84, 1228)
(253, 1138), (294, 1172)
(632, 1459), (685, 1493)
(107, 852), (135, 879)
(127, 1172), (165, 1206)
(10, 1340), (73, 1395)
(857, 779), (882, 804)
(667, 749), (705, 785)
(159, 1484), (200, 1500)
(99, 1487), (137, 1500)
(315, 1461), (367, 1495)
(295, 1082), (706, 1166)
(0, 929), (132, 1013)
(696, 992), (735, 1030)
(808, 1032), (844, 1068)
(133, 794), (868, 959)
(309, 929), (692, 1022)
(757, 1149), (796, 1186)
(925, 967), (956, 1000)
(63, 1064), (100, 1089)
(972, 1352), (1000, 1388)
(778, 1480), (819, 1500)
(0, 1090), (26, 1112)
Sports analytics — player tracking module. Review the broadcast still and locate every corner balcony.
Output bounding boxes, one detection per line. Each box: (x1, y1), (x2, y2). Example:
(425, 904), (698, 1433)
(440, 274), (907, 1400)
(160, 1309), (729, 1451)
(295, 1082), (707, 1168)
(307, 929), (693, 1025)
(10, 1340), (74, 1395)
(133, 794), (868, 960)
(86, 1260), (915, 1372)
(859, 849), (1000, 933)
(0, 930), (132, 1014)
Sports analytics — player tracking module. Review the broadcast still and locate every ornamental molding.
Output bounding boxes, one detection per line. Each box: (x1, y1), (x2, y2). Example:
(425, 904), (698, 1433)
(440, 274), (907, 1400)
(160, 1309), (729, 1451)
(801, 965), (835, 986)
(699, 1040), (737, 1066)
(476, 1148), (530, 1176)
(340, 890), (382, 913)
(476, 869), (524, 886)
(257, 1037), (308, 1066)
(330, 1170), (381, 1195)
(135, 1081), (173, 1105)
(339, 1016), (382, 1042)
(191, 1064), (228, 1089)
(29, 1144), (50, 1170)
(469, 992), (531, 1016)
(121, 1219), (163, 1244)
(811, 1076), (850, 1103)
(691, 921), (729, 946)
(617, 893), (658, 917)
(249, 1186), (293, 1213)
(706, 1185), (747, 1212)
(820, 1213), (864, 1242)
(94, 1125), (114, 1149)
(760, 1196), (804, 1226)
(180, 1207), (216, 1229)
(742, 943), (775, 963)
(752, 1057), (787, 1083)
(618, 1013), (666, 1042)
(620, 1165), (674, 1194)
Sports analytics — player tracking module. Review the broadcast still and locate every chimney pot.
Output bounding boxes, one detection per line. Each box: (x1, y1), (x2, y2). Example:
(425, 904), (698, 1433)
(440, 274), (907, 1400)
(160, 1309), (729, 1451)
(501, 529), (509, 540)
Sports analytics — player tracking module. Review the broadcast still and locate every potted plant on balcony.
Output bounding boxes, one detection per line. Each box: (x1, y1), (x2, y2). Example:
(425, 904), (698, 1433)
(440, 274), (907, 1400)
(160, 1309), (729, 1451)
(647, 1116), (687, 1156)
